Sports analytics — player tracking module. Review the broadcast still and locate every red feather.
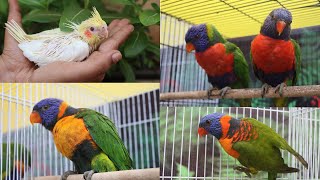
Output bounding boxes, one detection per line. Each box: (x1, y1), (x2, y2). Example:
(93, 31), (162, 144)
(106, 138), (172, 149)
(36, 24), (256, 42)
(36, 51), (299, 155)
(251, 34), (295, 73)
(195, 43), (234, 76)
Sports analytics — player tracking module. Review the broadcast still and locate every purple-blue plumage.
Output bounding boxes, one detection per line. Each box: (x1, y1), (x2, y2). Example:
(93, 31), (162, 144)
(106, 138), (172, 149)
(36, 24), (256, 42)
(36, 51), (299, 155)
(185, 24), (210, 52)
(261, 8), (292, 40)
(32, 98), (63, 131)
(199, 113), (224, 139)
(207, 72), (237, 89)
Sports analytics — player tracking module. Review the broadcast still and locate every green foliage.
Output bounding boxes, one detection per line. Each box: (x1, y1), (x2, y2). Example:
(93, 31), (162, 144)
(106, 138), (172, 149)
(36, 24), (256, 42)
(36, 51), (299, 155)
(0, 0), (160, 82)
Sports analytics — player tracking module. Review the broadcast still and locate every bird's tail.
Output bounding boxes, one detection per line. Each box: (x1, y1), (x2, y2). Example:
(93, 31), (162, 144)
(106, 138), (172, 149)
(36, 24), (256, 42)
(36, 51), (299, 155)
(273, 97), (288, 107)
(5, 20), (28, 43)
(268, 172), (277, 180)
(237, 98), (251, 107)
(294, 153), (309, 169)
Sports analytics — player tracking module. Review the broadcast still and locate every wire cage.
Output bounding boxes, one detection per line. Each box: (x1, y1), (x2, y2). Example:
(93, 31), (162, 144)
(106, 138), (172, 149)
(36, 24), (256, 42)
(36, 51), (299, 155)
(0, 83), (160, 179)
(160, 107), (320, 179)
(160, 0), (320, 107)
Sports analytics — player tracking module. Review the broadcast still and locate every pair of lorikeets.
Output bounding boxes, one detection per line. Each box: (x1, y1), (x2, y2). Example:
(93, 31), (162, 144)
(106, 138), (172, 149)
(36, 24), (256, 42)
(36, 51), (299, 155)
(185, 8), (300, 107)
(198, 113), (308, 180)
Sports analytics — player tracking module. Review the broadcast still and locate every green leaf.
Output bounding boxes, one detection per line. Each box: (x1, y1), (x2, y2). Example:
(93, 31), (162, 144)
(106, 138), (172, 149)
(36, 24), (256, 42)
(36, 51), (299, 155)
(102, 14), (140, 24)
(139, 10), (160, 26)
(23, 10), (61, 23)
(59, 0), (91, 32)
(109, 0), (134, 5)
(151, 3), (160, 13)
(0, 0), (8, 15)
(119, 59), (135, 82)
(18, 0), (47, 9)
(84, 0), (90, 9)
(124, 30), (149, 57)
(146, 42), (160, 58)
(90, 0), (107, 16)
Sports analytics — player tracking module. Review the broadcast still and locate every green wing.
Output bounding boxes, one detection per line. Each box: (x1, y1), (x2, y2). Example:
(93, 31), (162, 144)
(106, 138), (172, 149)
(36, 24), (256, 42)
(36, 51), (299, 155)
(76, 109), (133, 170)
(290, 39), (301, 85)
(224, 42), (250, 89)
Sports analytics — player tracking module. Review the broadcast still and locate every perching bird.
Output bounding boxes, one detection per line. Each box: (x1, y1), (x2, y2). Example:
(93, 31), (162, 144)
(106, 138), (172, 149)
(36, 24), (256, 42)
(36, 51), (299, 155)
(185, 24), (250, 106)
(198, 113), (308, 180)
(251, 8), (301, 103)
(5, 7), (108, 67)
(1, 143), (31, 180)
(30, 98), (133, 180)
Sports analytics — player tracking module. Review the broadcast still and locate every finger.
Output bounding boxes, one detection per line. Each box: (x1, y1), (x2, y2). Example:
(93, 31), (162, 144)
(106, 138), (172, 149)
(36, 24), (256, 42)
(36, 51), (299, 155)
(107, 19), (120, 31)
(99, 24), (134, 51)
(7, 0), (22, 25)
(109, 19), (130, 37)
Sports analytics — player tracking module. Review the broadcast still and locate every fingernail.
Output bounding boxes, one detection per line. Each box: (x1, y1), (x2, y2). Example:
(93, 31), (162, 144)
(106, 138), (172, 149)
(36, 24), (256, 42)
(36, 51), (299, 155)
(112, 53), (122, 63)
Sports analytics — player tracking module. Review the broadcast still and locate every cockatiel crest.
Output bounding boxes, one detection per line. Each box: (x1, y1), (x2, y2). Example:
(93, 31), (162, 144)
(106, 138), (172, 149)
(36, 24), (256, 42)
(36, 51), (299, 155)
(5, 7), (109, 66)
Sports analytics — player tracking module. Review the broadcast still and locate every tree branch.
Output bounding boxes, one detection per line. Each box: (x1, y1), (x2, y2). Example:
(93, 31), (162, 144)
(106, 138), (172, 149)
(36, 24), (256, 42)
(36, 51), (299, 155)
(160, 85), (320, 100)
(34, 168), (159, 180)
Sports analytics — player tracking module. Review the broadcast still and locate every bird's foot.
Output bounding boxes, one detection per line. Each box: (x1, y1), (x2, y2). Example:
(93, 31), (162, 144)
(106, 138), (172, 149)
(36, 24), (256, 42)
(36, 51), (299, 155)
(83, 170), (96, 180)
(261, 83), (271, 97)
(61, 170), (77, 180)
(233, 166), (252, 178)
(207, 87), (218, 99)
(274, 83), (286, 97)
(219, 86), (231, 98)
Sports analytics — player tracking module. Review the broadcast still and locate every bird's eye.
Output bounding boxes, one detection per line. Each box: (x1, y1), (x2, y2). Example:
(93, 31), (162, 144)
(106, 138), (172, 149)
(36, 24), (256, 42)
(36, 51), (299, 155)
(42, 105), (49, 111)
(195, 34), (200, 39)
(90, 27), (95, 31)
(206, 119), (210, 124)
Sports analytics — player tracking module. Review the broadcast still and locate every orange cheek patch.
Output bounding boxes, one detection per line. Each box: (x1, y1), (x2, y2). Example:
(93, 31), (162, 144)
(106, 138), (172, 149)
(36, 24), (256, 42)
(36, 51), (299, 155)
(84, 30), (92, 38)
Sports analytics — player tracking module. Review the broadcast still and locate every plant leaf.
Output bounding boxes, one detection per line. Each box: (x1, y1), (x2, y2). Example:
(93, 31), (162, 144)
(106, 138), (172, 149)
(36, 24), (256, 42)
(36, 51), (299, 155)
(18, 0), (47, 9)
(0, 0), (8, 15)
(102, 14), (140, 24)
(151, 3), (160, 13)
(59, 0), (91, 32)
(109, 0), (134, 5)
(139, 10), (160, 26)
(23, 10), (61, 23)
(84, 0), (90, 9)
(124, 30), (149, 58)
(146, 41), (160, 58)
(119, 59), (135, 82)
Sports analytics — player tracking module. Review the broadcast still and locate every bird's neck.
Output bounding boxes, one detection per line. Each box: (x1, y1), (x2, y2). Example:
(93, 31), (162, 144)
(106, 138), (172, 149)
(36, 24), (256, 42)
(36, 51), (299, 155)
(59, 106), (78, 120)
(260, 23), (290, 41)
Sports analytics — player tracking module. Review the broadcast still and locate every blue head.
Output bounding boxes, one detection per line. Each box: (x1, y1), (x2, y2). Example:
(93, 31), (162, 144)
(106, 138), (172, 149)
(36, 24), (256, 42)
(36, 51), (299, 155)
(198, 113), (224, 139)
(261, 8), (292, 40)
(30, 98), (64, 131)
(185, 24), (210, 52)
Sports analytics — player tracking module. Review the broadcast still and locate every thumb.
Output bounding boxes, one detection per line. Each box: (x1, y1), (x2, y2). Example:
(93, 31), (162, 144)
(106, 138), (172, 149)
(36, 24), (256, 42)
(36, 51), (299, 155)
(4, 0), (22, 48)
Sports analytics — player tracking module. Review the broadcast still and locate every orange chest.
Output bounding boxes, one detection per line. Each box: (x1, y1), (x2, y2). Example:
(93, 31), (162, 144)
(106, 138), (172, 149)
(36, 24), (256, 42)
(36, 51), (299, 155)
(52, 116), (96, 159)
(218, 138), (240, 159)
(251, 34), (295, 73)
(195, 43), (234, 76)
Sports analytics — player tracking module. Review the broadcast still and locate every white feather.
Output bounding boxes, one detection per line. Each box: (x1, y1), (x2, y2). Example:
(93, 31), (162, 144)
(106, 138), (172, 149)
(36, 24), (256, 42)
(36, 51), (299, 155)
(18, 34), (90, 66)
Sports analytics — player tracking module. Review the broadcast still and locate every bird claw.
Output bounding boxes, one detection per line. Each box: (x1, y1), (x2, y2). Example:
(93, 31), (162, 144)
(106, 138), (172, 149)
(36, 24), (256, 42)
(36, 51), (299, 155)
(261, 83), (270, 97)
(83, 170), (95, 180)
(233, 166), (252, 178)
(61, 170), (77, 180)
(274, 83), (286, 97)
(219, 86), (231, 98)
(207, 87), (218, 99)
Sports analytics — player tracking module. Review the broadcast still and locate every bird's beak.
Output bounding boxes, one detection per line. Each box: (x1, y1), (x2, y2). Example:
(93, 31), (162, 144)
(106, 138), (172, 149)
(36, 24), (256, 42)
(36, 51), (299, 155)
(198, 127), (208, 137)
(276, 20), (286, 36)
(186, 43), (195, 53)
(30, 111), (41, 125)
(99, 25), (109, 38)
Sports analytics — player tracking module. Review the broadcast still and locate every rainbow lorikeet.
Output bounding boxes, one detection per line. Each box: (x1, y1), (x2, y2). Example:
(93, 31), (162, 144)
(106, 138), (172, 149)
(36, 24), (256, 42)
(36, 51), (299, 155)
(198, 113), (308, 180)
(185, 24), (250, 106)
(1, 143), (31, 180)
(30, 98), (133, 180)
(251, 8), (301, 102)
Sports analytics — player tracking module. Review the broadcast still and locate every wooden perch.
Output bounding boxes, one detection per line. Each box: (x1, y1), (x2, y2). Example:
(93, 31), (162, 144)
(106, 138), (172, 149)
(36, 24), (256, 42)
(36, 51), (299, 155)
(34, 168), (159, 180)
(160, 85), (320, 100)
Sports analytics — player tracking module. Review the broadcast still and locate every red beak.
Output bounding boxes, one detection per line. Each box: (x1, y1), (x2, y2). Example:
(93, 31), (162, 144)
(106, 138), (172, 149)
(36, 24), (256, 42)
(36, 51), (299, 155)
(30, 111), (41, 125)
(186, 43), (195, 53)
(198, 127), (208, 137)
(276, 20), (286, 36)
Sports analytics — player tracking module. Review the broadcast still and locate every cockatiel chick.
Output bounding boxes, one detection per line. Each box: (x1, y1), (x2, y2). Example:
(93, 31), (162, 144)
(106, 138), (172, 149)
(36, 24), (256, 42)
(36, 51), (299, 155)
(5, 7), (108, 67)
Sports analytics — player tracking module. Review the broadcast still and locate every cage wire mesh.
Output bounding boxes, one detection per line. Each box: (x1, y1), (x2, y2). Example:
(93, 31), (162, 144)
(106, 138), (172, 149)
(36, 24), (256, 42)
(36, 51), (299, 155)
(160, 1), (320, 107)
(0, 83), (160, 179)
(160, 107), (320, 179)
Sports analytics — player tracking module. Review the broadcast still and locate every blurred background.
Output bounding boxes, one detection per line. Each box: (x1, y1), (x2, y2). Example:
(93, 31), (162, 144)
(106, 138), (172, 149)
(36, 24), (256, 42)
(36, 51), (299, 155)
(0, 83), (160, 179)
(0, 0), (160, 82)
(160, 107), (320, 179)
(160, 0), (320, 107)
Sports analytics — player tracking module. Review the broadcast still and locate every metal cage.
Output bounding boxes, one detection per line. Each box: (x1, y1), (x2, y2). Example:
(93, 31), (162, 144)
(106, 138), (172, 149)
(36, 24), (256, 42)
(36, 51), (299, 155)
(0, 83), (160, 179)
(160, 107), (320, 179)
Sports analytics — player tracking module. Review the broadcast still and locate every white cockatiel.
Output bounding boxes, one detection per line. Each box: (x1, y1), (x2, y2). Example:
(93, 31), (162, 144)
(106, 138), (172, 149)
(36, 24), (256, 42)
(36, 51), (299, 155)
(5, 7), (108, 67)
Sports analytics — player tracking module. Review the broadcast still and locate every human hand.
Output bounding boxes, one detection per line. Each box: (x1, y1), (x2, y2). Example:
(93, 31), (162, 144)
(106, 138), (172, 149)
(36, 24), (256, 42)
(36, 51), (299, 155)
(0, 0), (134, 82)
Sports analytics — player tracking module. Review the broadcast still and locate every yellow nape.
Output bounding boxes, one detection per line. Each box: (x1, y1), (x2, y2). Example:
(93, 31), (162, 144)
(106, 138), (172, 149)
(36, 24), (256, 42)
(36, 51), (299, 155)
(161, 0), (320, 41)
